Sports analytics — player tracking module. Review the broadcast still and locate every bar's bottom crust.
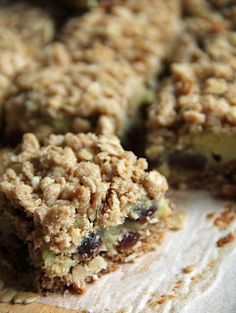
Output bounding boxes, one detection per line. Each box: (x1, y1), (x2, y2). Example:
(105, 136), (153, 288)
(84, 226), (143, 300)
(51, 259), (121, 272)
(0, 217), (172, 294)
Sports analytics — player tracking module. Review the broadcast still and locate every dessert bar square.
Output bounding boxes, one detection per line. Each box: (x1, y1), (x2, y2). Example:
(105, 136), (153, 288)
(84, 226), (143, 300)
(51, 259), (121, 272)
(3, 59), (148, 143)
(146, 30), (236, 198)
(0, 29), (36, 138)
(60, 0), (181, 82)
(0, 133), (173, 292)
(0, 2), (55, 56)
(0, 149), (11, 176)
(0, 1), (55, 138)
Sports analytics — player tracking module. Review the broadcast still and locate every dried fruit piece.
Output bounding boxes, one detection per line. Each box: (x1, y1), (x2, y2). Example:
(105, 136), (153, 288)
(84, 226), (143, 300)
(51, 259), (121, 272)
(128, 205), (158, 224)
(217, 232), (234, 247)
(77, 232), (103, 260)
(168, 152), (207, 170)
(117, 232), (141, 253)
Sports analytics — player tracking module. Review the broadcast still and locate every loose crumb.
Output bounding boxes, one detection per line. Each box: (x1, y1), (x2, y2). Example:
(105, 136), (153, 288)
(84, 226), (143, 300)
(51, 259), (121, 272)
(206, 212), (215, 220)
(213, 204), (236, 229)
(155, 293), (175, 306)
(182, 265), (195, 274)
(216, 232), (234, 248)
(170, 212), (186, 231)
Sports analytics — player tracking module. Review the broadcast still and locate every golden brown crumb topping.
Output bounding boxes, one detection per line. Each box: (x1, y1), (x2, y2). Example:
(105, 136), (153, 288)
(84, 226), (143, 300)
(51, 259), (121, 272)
(0, 2), (55, 51)
(4, 59), (144, 141)
(146, 31), (236, 159)
(0, 2), (54, 119)
(0, 133), (167, 252)
(0, 30), (32, 80)
(0, 149), (11, 179)
(181, 0), (235, 39)
(60, 0), (181, 81)
(0, 28), (36, 117)
(148, 31), (236, 133)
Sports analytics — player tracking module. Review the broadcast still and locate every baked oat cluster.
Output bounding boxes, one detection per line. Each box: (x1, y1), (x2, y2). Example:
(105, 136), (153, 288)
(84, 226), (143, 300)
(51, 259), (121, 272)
(0, 2), (55, 55)
(0, 29), (34, 109)
(0, 1), (55, 135)
(4, 60), (145, 142)
(181, 0), (235, 38)
(147, 31), (236, 154)
(60, 0), (181, 81)
(0, 149), (11, 177)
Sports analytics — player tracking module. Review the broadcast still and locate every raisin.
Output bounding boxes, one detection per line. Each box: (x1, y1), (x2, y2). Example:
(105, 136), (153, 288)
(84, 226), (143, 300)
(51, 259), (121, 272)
(168, 151), (207, 170)
(128, 204), (158, 224)
(77, 232), (102, 260)
(116, 232), (141, 253)
(212, 153), (222, 163)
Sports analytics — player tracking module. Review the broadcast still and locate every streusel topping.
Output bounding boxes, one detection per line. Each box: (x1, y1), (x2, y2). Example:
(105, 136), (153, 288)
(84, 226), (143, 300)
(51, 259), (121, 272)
(60, 0), (181, 80)
(0, 149), (11, 179)
(4, 59), (144, 141)
(146, 31), (236, 159)
(0, 2), (55, 54)
(148, 31), (236, 133)
(181, 0), (235, 39)
(0, 28), (36, 118)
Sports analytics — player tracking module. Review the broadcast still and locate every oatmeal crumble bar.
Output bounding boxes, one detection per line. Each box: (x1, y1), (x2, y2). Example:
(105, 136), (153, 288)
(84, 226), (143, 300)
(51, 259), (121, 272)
(146, 30), (236, 196)
(0, 133), (173, 292)
(0, 149), (11, 178)
(0, 28), (36, 137)
(0, 2), (55, 56)
(0, 1), (53, 131)
(60, 0), (181, 82)
(3, 59), (149, 143)
(181, 0), (235, 38)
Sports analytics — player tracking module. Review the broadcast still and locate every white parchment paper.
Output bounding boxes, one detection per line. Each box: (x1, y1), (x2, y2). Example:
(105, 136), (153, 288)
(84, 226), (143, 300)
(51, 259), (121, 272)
(37, 191), (236, 313)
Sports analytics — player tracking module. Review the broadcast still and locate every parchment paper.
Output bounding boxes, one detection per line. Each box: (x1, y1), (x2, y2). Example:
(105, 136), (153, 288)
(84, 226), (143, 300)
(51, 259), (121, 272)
(36, 191), (236, 312)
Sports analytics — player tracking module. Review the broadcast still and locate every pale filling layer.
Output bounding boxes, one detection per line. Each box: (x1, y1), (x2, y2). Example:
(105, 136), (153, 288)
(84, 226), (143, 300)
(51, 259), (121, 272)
(6, 86), (155, 139)
(164, 131), (236, 173)
(192, 131), (236, 165)
(41, 198), (171, 281)
(0, 197), (172, 287)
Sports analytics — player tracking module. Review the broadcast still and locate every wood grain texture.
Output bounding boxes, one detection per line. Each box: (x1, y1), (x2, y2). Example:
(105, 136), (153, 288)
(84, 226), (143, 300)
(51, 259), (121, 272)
(0, 303), (82, 313)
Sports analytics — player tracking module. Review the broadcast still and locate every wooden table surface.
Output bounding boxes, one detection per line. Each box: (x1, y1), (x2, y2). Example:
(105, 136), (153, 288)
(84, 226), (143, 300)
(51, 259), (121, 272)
(0, 303), (81, 313)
